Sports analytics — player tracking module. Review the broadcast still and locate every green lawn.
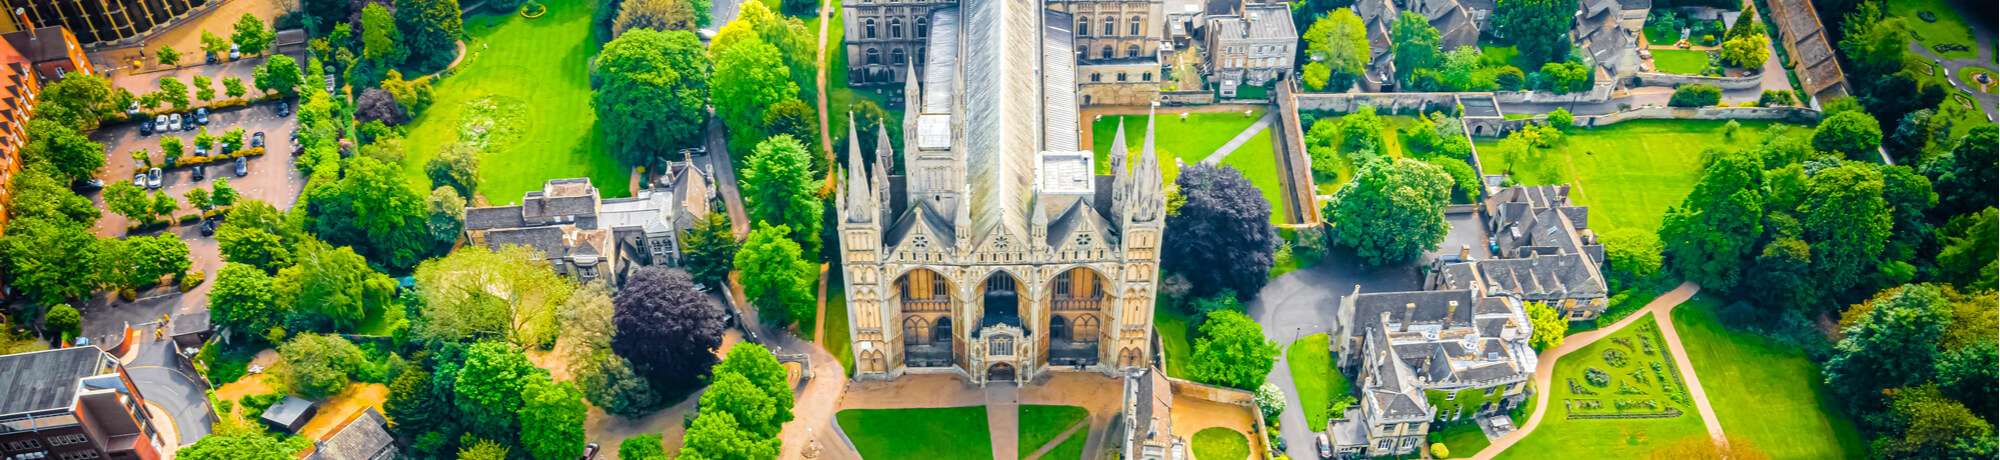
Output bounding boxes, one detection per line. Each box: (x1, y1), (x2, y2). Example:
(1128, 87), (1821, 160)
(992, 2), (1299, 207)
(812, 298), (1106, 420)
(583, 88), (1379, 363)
(1093, 110), (1283, 224)
(1154, 297), (1193, 379)
(1910, 61), (1997, 139)
(1286, 333), (1347, 431)
(1479, 45), (1531, 70)
(825, 0), (904, 148)
(1887, 0), (1982, 60)
(399, 0), (630, 201)
(825, 266), (854, 377)
(1037, 429), (1088, 460)
(1494, 312), (1709, 459)
(1650, 49), (1710, 75)
(1191, 427), (1249, 460)
(1429, 423), (1490, 459)
(1961, 67), (1996, 94)
(1018, 405), (1089, 459)
(1217, 130), (1286, 225)
(1672, 296), (1868, 459)
(836, 407), (994, 460)
(1474, 120), (1805, 233)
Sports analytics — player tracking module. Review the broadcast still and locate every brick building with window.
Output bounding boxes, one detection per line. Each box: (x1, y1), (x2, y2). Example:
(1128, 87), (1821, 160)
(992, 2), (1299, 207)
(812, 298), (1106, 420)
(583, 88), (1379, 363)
(0, 347), (165, 460)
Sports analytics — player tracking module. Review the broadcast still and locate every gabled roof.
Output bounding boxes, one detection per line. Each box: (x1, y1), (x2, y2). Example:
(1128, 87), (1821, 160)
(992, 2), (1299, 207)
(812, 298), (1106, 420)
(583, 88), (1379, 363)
(0, 348), (111, 416)
(309, 408), (394, 460)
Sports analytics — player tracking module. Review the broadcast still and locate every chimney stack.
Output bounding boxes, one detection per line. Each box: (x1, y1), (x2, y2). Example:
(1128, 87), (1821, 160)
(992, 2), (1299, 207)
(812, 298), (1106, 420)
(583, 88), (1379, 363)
(14, 9), (32, 38)
(1447, 300), (1459, 322)
(1401, 303), (1416, 331)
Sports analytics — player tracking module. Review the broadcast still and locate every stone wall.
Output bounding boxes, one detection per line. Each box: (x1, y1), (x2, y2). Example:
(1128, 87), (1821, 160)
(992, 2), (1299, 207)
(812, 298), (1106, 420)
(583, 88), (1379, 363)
(1492, 81), (1616, 103)
(1492, 106), (1823, 134)
(1634, 71), (1765, 90)
(1081, 82), (1163, 107)
(1160, 90), (1216, 106)
(1293, 92), (1463, 115)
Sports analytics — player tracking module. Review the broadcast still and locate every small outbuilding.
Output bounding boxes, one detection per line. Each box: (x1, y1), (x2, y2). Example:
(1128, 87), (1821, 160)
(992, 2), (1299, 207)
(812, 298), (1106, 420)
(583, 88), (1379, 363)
(261, 396), (319, 433)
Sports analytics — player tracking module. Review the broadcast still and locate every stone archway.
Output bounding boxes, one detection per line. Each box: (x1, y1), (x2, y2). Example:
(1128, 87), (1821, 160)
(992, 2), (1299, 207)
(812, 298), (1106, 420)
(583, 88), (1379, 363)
(987, 363), (1016, 382)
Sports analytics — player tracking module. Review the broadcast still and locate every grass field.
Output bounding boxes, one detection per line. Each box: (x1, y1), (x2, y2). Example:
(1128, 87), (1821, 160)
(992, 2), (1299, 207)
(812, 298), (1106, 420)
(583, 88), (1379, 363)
(1191, 427), (1249, 460)
(1429, 422), (1490, 459)
(1671, 296), (1868, 459)
(1019, 405), (1089, 459)
(1217, 130), (1285, 225)
(399, 0), (630, 201)
(1286, 334), (1347, 431)
(825, 266), (854, 377)
(1479, 45), (1531, 70)
(1650, 49), (1710, 75)
(1038, 429), (1088, 460)
(1093, 110), (1283, 224)
(355, 301), (404, 336)
(1887, 0), (1982, 60)
(1473, 120), (1805, 233)
(1494, 312), (1709, 459)
(837, 407), (993, 460)
(1907, 61), (1995, 139)
(1155, 297), (1193, 379)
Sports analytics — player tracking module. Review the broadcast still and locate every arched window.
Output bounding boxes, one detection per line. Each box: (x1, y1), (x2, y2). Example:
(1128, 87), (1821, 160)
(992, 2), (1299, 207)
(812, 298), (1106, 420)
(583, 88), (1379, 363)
(903, 316), (930, 345)
(1142, 71), (1153, 81)
(1051, 316), (1070, 342)
(892, 48), (906, 65)
(1077, 17), (1089, 36)
(917, 17), (928, 38)
(1102, 16), (1114, 36)
(1130, 16), (1142, 36)
(916, 46), (926, 65)
(1074, 314), (1100, 343)
(1116, 71), (1127, 81)
(866, 48), (880, 65)
(1090, 72), (1101, 82)
(991, 335), (1014, 356)
(1101, 46), (1113, 59)
(1127, 44), (1141, 58)
(890, 18), (903, 38)
(935, 317), (953, 344)
(865, 19), (877, 39)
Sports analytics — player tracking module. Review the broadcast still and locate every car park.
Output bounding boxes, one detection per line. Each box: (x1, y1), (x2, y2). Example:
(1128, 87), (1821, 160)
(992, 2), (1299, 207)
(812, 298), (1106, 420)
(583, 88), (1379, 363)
(191, 164), (206, 181)
(146, 168), (163, 189)
(229, 43), (241, 61)
(73, 178), (103, 191)
(234, 157), (249, 176)
(200, 218), (218, 236)
(168, 113), (182, 131)
(139, 120), (153, 136)
(134, 173), (148, 188)
(195, 107), (209, 126)
(251, 131), (265, 148)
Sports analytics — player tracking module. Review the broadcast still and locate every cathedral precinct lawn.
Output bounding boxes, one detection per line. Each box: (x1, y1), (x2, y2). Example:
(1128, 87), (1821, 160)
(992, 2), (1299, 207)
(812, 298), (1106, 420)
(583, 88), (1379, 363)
(824, 267), (855, 377)
(1018, 405), (1089, 459)
(1648, 49), (1711, 75)
(398, 0), (630, 201)
(1154, 297), (1194, 379)
(1671, 296), (1868, 459)
(1091, 110), (1289, 224)
(1286, 333), (1347, 431)
(1191, 427), (1250, 460)
(1472, 119), (1805, 233)
(1216, 130), (1285, 225)
(836, 407), (994, 460)
(1038, 429), (1088, 460)
(1428, 422), (1490, 459)
(1493, 312), (1708, 459)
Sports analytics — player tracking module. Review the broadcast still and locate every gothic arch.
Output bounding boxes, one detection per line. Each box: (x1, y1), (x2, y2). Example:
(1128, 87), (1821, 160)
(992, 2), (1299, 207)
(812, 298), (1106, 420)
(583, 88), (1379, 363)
(934, 317), (953, 344)
(1072, 314), (1100, 342)
(1051, 315), (1070, 341)
(902, 316), (931, 344)
(1119, 347), (1143, 368)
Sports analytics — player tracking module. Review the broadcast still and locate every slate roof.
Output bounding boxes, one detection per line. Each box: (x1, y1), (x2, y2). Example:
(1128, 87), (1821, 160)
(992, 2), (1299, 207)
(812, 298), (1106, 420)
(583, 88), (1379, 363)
(1211, 5), (1295, 41)
(465, 206), (527, 231)
(309, 408), (394, 460)
(261, 396), (316, 428)
(0, 348), (111, 416)
(483, 226), (567, 258)
(1344, 290), (1480, 337)
(1477, 253), (1608, 300)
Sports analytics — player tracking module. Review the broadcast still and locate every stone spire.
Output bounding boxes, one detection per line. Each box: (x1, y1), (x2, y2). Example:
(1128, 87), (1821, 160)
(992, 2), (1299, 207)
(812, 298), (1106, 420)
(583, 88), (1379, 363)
(875, 124), (895, 225)
(1133, 105), (1165, 222)
(902, 62), (922, 173)
(843, 116), (874, 222)
(1108, 116), (1129, 227)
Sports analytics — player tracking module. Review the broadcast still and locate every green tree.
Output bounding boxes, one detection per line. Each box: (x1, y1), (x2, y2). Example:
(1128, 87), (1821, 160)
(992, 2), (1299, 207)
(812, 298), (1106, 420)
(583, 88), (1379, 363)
(1935, 341), (1997, 423)
(1391, 11), (1442, 86)
(1325, 158), (1453, 265)
(1876, 384), (1991, 458)
(395, 0), (464, 73)
(222, 77), (248, 98)
(103, 180), (153, 221)
(458, 438), (510, 460)
(43, 304), (79, 339)
(1824, 284), (1952, 415)
(232, 14), (273, 55)
(8, 167), (98, 224)
(412, 244), (575, 346)
(1658, 149), (1763, 291)
(201, 30), (231, 54)
(762, 99), (821, 171)
(1548, 107), (1574, 128)
(383, 369), (456, 453)
(455, 342), (545, 441)
(215, 200), (293, 272)
(710, 35), (798, 154)
(306, 156), (436, 271)
(614, 0), (699, 35)
(1336, 105), (1385, 159)
(425, 142), (482, 200)
(360, 3), (402, 63)
(1800, 163), (1891, 295)
(742, 135), (823, 258)
(1303, 8), (1370, 92)
(193, 75), (216, 101)
(594, 28), (710, 165)
(426, 187), (467, 251)
(212, 263), (285, 337)
(1935, 208), (1996, 291)
(1188, 310), (1279, 390)
(176, 433), (296, 460)
(1493, 0), (1578, 66)
(713, 345), (795, 433)
(1931, 125), (1996, 217)
(279, 333), (365, 398)
(157, 45), (182, 67)
(1811, 111), (1883, 160)
(1436, 46), (1496, 91)
(254, 55), (303, 95)
(34, 74), (116, 129)
(518, 378), (589, 460)
(185, 187), (212, 210)
(682, 212), (741, 287)
(1599, 228), (1663, 283)
(1526, 301), (1567, 351)
(1720, 34), (1769, 68)
(1539, 61), (1590, 95)
(129, 233), (192, 285)
(619, 434), (668, 460)
(709, 0), (814, 112)
(274, 240), (394, 332)
(157, 76), (190, 109)
(21, 119), (105, 184)
(734, 222), (815, 326)
(679, 411), (779, 460)
(1726, 3), (1763, 39)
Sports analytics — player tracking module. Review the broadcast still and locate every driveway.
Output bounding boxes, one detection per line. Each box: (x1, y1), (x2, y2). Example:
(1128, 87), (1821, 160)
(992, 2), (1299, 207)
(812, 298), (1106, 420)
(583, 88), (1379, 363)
(77, 101), (303, 347)
(125, 336), (215, 447)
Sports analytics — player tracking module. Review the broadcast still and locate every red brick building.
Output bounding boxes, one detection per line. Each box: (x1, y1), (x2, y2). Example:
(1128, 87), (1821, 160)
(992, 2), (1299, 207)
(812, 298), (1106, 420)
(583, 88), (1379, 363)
(0, 347), (166, 460)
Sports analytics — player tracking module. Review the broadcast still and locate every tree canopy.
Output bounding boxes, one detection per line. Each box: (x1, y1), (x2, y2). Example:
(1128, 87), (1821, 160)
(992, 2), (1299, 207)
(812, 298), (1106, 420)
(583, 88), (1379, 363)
(412, 244), (575, 347)
(734, 222), (816, 326)
(1302, 8), (1370, 92)
(1493, 0), (1578, 66)
(595, 28), (711, 165)
(1659, 149), (1764, 292)
(612, 267), (726, 394)
(1325, 158), (1453, 265)
(1188, 310), (1280, 391)
(1163, 164), (1280, 299)
(741, 135), (823, 258)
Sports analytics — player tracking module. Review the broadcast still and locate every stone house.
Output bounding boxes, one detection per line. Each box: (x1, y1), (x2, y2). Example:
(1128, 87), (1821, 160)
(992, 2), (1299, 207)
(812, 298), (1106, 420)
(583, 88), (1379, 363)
(1327, 288), (1538, 457)
(1201, 2), (1294, 96)
(1475, 184), (1609, 320)
(1354, 0), (1479, 92)
(1573, 0), (1648, 80)
(463, 165), (711, 286)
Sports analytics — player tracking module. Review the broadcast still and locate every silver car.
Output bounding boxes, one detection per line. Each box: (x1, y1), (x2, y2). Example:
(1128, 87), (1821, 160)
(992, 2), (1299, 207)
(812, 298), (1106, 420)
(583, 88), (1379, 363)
(146, 168), (163, 189)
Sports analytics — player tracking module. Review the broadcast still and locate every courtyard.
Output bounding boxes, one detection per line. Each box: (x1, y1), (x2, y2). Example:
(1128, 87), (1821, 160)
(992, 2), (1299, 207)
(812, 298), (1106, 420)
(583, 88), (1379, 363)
(397, 0), (631, 202)
(1089, 109), (1286, 224)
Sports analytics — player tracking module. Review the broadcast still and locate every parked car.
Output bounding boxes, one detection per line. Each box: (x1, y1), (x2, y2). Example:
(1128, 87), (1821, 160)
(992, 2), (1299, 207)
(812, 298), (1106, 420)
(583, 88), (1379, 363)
(134, 173), (148, 189)
(578, 443), (599, 460)
(155, 114), (169, 130)
(73, 178), (104, 191)
(200, 218), (218, 236)
(139, 120), (153, 136)
(205, 51), (218, 65)
(191, 164), (206, 181)
(168, 113), (182, 131)
(229, 43), (241, 61)
(193, 146), (207, 158)
(1316, 433), (1333, 459)
(195, 107), (209, 126)
(127, 101), (143, 117)
(251, 131), (265, 148)
(146, 168), (163, 189)
(276, 101), (291, 116)
(234, 157), (249, 176)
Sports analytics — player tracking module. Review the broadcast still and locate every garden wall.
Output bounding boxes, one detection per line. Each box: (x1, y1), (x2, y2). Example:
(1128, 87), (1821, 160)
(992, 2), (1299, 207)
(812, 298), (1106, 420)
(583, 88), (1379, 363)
(1634, 71), (1765, 90)
(1160, 90), (1216, 106)
(1164, 376), (1277, 460)
(1291, 92), (1463, 114)
(1492, 106), (1822, 133)
(1275, 83), (1320, 225)
(1491, 82), (1616, 104)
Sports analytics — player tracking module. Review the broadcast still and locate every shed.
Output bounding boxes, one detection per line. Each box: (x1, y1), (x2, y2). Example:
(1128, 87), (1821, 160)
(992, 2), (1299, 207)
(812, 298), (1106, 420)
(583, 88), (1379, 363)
(261, 396), (318, 433)
(169, 310), (213, 350)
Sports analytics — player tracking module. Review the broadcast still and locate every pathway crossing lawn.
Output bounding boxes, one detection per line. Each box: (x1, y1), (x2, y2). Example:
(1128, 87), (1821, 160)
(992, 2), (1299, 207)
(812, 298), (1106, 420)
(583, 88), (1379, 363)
(1671, 296), (1868, 459)
(1887, 0), (1982, 60)
(1286, 333), (1347, 431)
(1191, 427), (1250, 460)
(1092, 110), (1286, 224)
(1493, 312), (1708, 459)
(1217, 130), (1285, 225)
(1649, 49), (1710, 75)
(1037, 430), (1088, 460)
(1473, 120), (1805, 233)
(398, 0), (630, 201)
(1018, 405), (1089, 459)
(836, 407), (993, 460)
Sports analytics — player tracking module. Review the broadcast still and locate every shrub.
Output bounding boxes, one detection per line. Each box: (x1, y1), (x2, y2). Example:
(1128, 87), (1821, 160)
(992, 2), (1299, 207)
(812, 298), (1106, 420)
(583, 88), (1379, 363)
(179, 271), (204, 291)
(1548, 107), (1573, 127)
(1668, 84), (1722, 107)
(1254, 383), (1286, 419)
(1759, 90), (1796, 107)
(1584, 367), (1611, 386)
(44, 305), (80, 338)
(1602, 349), (1629, 367)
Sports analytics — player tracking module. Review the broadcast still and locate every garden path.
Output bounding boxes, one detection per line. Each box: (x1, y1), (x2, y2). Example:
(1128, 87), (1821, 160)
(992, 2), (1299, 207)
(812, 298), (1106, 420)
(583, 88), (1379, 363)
(1021, 419), (1090, 460)
(1908, 41), (1998, 119)
(987, 385), (1021, 460)
(1198, 111), (1277, 166)
(1468, 281), (1726, 459)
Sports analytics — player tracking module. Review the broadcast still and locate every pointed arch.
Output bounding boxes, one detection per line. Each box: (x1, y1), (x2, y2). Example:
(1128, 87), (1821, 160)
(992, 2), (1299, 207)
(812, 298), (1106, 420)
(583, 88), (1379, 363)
(902, 316), (930, 345)
(1051, 315), (1071, 342)
(1073, 314), (1100, 343)
(934, 317), (954, 344)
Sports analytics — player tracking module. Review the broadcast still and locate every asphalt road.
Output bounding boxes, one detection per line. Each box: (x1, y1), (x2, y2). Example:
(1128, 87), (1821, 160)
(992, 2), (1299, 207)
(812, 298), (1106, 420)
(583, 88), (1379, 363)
(126, 338), (215, 447)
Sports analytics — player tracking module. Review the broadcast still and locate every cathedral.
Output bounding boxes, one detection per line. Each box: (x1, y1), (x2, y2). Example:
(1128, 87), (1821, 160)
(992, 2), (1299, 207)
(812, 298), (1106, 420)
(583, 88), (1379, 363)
(834, 0), (1169, 384)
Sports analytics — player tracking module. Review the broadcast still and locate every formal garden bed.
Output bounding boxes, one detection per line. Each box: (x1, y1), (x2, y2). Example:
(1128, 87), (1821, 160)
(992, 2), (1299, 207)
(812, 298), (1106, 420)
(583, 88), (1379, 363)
(398, 0), (630, 200)
(1886, 0), (1982, 60)
(1671, 296), (1869, 459)
(836, 407), (994, 459)
(1493, 312), (1709, 458)
(1018, 405), (1088, 459)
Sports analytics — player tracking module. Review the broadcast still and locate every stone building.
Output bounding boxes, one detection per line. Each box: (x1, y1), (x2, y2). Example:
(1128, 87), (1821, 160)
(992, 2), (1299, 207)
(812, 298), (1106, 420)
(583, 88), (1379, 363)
(463, 164), (712, 286)
(843, 0), (1168, 106)
(1202, 2), (1293, 97)
(1355, 0), (1477, 91)
(1327, 287), (1538, 457)
(1475, 184), (1608, 320)
(836, 0), (1168, 384)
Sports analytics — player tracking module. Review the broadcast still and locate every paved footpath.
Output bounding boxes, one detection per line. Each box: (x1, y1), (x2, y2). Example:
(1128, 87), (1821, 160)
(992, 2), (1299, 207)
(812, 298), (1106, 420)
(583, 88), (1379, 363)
(986, 385), (1021, 460)
(1470, 282), (1727, 459)
(1198, 111), (1277, 166)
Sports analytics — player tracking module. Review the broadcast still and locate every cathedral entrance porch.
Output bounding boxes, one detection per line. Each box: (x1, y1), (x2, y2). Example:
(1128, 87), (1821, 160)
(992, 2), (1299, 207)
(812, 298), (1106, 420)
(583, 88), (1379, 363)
(987, 363), (1017, 382)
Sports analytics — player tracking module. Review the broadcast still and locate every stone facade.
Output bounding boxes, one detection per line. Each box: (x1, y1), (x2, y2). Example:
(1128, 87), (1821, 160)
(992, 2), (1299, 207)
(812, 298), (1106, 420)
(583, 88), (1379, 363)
(1202, 3), (1294, 95)
(837, 0), (1167, 384)
(463, 165), (712, 286)
(843, 0), (1168, 104)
